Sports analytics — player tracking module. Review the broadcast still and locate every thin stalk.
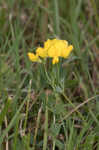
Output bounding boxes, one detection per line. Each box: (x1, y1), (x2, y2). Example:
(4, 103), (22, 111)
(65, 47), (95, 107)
(41, 0), (48, 41)
(43, 97), (48, 150)
(33, 105), (42, 150)
(5, 116), (8, 150)
(44, 63), (56, 91)
(52, 115), (56, 150)
(24, 80), (32, 132)
(53, 0), (60, 37)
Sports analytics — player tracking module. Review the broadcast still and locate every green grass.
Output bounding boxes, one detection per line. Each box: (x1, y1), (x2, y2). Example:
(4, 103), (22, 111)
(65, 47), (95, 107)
(0, 0), (99, 150)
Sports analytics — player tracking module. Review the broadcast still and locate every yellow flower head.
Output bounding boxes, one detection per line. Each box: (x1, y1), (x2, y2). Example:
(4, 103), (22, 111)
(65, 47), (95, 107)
(44, 39), (52, 50)
(36, 47), (47, 58)
(28, 52), (40, 62)
(61, 45), (73, 58)
(28, 39), (73, 64)
(47, 39), (68, 58)
(45, 39), (73, 64)
(52, 57), (59, 64)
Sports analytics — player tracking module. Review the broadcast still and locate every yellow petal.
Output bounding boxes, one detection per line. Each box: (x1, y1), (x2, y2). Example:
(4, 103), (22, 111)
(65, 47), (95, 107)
(61, 45), (73, 58)
(28, 52), (40, 62)
(52, 57), (59, 64)
(44, 39), (52, 49)
(36, 47), (47, 58)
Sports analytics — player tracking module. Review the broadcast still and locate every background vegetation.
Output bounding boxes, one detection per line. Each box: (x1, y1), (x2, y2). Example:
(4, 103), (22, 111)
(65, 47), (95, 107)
(0, 0), (99, 149)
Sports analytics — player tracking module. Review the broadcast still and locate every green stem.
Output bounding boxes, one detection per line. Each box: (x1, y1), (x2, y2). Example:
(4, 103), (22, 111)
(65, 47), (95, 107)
(24, 80), (32, 131)
(52, 115), (56, 150)
(44, 63), (56, 92)
(33, 105), (42, 150)
(43, 98), (48, 150)
(53, 0), (60, 37)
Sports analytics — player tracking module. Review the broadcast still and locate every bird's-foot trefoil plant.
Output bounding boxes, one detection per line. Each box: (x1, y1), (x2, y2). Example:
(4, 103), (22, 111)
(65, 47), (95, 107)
(28, 38), (75, 150)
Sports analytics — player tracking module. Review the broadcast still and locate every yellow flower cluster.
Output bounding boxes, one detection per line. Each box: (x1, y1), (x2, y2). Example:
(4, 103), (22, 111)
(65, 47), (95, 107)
(28, 39), (73, 64)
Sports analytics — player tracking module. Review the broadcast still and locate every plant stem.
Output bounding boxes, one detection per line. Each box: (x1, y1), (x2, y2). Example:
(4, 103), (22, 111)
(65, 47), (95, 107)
(52, 115), (56, 150)
(33, 105), (42, 150)
(24, 80), (32, 132)
(53, 0), (60, 37)
(43, 98), (48, 150)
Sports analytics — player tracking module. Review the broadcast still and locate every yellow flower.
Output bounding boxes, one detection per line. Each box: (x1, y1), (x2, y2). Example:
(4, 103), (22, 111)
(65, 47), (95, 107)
(52, 57), (59, 64)
(36, 47), (47, 58)
(47, 39), (67, 58)
(45, 39), (73, 64)
(28, 52), (40, 62)
(28, 39), (73, 64)
(61, 45), (73, 58)
(44, 39), (52, 50)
